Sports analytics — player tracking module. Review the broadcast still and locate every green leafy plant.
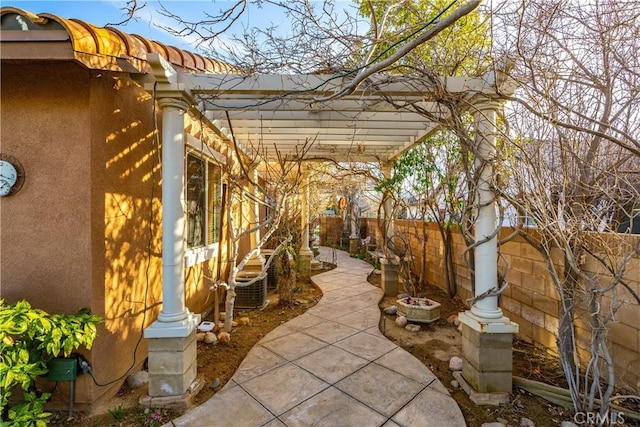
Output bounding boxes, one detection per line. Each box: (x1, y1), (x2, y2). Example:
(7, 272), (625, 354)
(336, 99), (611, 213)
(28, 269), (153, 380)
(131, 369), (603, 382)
(0, 299), (103, 426)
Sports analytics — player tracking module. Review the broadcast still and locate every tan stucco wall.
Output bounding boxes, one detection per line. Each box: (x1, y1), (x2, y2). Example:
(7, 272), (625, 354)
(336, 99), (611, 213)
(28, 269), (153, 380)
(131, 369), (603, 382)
(2, 57), (282, 411)
(87, 68), (163, 405)
(0, 61), (166, 408)
(1, 61), (93, 311)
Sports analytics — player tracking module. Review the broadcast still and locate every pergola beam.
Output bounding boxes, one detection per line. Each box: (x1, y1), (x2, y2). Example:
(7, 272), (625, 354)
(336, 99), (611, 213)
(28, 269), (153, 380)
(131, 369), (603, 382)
(185, 73), (489, 97)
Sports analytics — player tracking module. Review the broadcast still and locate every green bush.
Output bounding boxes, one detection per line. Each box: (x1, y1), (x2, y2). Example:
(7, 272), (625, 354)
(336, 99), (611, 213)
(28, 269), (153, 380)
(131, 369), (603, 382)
(0, 300), (103, 426)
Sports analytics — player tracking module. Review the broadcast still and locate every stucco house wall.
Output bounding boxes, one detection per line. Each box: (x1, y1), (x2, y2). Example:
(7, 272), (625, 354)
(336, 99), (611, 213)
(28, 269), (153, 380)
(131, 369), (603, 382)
(1, 59), (167, 406)
(0, 18), (239, 410)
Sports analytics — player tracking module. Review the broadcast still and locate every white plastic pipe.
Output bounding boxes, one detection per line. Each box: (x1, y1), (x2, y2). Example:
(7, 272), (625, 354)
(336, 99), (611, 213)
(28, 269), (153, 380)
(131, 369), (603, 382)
(301, 170), (312, 254)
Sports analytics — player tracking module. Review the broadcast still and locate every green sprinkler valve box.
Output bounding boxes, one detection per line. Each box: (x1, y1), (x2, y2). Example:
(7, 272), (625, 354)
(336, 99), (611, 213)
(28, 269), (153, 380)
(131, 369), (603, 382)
(47, 357), (78, 381)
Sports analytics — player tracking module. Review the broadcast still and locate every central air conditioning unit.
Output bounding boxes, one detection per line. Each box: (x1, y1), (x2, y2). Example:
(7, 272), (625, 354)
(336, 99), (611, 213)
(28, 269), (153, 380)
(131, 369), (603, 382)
(261, 249), (279, 290)
(235, 271), (268, 309)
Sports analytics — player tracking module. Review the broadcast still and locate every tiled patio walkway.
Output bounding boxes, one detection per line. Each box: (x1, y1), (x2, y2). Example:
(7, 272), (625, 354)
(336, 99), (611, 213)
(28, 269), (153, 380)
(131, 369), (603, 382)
(167, 247), (466, 427)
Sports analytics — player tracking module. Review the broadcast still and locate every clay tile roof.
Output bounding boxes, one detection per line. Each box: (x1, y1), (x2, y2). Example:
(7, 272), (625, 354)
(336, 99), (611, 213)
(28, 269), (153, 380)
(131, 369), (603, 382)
(0, 6), (236, 74)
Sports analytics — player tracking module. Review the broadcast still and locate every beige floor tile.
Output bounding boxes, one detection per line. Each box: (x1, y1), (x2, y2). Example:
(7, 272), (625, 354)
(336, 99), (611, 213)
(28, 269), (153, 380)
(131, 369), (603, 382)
(259, 325), (298, 343)
(302, 320), (360, 344)
(375, 348), (443, 388)
(242, 363), (329, 416)
(294, 345), (369, 384)
(334, 310), (381, 331)
(391, 387), (466, 427)
(334, 332), (396, 360)
(279, 386), (388, 427)
(335, 363), (424, 418)
(262, 418), (287, 427)
(281, 313), (324, 331)
(306, 305), (341, 319)
(171, 384), (274, 427)
(327, 298), (371, 312)
(232, 345), (288, 384)
(261, 331), (328, 361)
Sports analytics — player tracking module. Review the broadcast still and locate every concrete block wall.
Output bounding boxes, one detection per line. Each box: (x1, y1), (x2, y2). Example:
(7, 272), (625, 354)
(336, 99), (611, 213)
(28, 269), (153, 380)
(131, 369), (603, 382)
(360, 218), (640, 393)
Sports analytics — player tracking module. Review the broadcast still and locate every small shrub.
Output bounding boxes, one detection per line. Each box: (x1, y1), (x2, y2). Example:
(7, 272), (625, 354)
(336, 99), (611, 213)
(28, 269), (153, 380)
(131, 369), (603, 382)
(0, 299), (103, 426)
(108, 404), (126, 421)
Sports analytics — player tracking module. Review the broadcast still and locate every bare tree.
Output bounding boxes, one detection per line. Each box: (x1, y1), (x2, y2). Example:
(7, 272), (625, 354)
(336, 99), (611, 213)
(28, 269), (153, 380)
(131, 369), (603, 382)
(211, 133), (312, 332)
(377, 131), (467, 297)
(493, 0), (640, 415)
(116, 0), (640, 416)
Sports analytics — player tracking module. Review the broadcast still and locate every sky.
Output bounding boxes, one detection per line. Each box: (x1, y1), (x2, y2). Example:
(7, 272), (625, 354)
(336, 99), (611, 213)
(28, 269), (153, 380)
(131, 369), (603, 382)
(2, 0), (361, 55)
(1, 0), (289, 53)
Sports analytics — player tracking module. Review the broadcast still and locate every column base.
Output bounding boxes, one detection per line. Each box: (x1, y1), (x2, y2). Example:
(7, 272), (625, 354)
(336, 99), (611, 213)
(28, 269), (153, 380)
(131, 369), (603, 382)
(299, 249), (313, 278)
(349, 237), (360, 255)
(140, 376), (206, 411)
(458, 311), (518, 395)
(452, 371), (510, 406)
(380, 257), (399, 296)
(146, 331), (198, 398)
(144, 311), (200, 338)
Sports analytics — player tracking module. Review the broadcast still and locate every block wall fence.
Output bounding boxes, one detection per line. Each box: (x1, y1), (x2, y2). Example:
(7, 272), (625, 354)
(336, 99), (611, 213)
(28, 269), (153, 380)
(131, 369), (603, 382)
(320, 216), (640, 393)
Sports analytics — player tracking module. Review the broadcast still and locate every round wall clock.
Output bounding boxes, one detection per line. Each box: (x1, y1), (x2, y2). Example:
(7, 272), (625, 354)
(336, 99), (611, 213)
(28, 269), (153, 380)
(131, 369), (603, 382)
(0, 153), (25, 196)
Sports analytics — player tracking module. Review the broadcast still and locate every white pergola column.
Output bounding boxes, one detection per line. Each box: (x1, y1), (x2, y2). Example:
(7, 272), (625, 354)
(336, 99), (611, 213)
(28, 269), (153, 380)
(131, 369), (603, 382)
(458, 99), (518, 397)
(470, 101), (503, 320)
(380, 161), (399, 296)
(348, 191), (359, 240)
(252, 169), (261, 248)
(144, 97), (199, 338)
(381, 161), (395, 247)
(141, 95), (200, 403)
(300, 167), (313, 258)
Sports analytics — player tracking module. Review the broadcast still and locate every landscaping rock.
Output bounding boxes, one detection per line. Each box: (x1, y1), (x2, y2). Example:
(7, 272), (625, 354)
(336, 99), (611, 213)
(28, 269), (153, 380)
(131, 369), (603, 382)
(405, 324), (421, 332)
(446, 314), (461, 326)
(520, 418), (535, 427)
(238, 317), (251, 326)
(217, 331), (231, 344)
(196, 332), (206, 342)
(204, 332), (217, 344)
(450, 380), (459, 389)
(395, 316), (408, 327)
(449, 356), (463, 371)
(209, 378), (221, 390)
(126, 370), (148, 389)
(481, 423), (505, 427)
(383, 305), (398, 315)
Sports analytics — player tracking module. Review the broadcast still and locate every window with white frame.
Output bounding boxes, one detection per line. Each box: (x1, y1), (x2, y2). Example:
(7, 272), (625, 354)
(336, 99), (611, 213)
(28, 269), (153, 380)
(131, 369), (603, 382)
(186, 151), (222, 249)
